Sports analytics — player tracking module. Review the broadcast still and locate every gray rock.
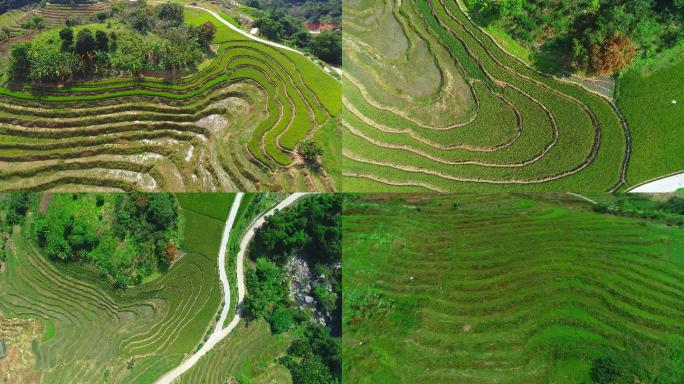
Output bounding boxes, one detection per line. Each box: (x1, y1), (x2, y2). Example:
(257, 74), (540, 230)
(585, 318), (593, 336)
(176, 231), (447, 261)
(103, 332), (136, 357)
(304, 295), (314, 304)
(0, 339), (7, 360)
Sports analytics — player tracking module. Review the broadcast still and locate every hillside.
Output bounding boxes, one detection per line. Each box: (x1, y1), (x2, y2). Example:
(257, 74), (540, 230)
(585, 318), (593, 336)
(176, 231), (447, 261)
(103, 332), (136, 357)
(341, 0), (681, 192)
(0, 192), (233, 382)
(0, 2), (341, 192)
(343, 193), (684, 383)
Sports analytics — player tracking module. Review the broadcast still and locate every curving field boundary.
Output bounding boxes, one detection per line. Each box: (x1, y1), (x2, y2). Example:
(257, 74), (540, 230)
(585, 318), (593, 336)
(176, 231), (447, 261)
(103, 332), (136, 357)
(0, 6), (341, 192)
(342, 0), (630, 192)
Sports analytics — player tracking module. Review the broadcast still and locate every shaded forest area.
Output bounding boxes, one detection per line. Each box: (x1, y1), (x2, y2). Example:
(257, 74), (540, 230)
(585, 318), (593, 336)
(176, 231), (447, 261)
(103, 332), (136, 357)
(243, 194), (342, 384)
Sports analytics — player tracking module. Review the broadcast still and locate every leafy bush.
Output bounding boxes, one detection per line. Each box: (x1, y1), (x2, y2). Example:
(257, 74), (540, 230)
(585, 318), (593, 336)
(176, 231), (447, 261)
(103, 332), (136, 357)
(298, 140), (324, 163)
(593, 203), (609, 213)
(313, 284), (336, 314)
(268, 306), (294, 334)
(284, 324), (341, 384)
(344, 285), (393, 321)
(659, 196), (684, 215)
(244, 257), (289, 319)
(5, 192), (31, 227)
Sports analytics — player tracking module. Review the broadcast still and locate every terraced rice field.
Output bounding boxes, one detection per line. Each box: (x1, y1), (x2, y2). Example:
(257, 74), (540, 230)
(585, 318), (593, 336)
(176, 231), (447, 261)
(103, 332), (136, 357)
(0, 6), (341, 192)
(343, 193), (684, 383)
(177, 319), (293, 384)
(617, 60), (684, 188)
(342, 0), (631, 192)
(37, 2), (109, 26)
(0, 193), (231, 383)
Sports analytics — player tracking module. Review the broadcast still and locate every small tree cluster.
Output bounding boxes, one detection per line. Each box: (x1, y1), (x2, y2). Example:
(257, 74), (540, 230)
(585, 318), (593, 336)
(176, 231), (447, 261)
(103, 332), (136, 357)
(298, 140), (324, 164)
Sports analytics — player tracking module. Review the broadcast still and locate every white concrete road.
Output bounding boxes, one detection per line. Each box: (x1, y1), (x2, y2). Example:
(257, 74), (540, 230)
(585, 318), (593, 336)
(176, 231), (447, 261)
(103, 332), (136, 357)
(155, 192), (244, 384)
(187, 5), (300, 53)
(155, 193), (308, 384)
(187, 5), (339, 79)
(629, 172), (684, 193)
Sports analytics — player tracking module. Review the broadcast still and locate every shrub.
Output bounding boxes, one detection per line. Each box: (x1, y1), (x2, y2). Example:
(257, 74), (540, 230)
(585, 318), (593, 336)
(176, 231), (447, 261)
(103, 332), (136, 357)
(95, 30), (109, 52)
(298, 140), (323, 163)
(9, 42), (31, 80)
(268, 306), (294, 334)
(155, 2), (184, 26)
(593, 203), (609, 213)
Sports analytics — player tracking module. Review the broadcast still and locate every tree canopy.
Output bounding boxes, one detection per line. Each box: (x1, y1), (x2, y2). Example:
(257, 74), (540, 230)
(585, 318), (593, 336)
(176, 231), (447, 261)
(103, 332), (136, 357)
(466, 0), (684, 74)
(243, 194), (342, 384)
(34, 193), (182, 288)
(8, 1), (210, 83)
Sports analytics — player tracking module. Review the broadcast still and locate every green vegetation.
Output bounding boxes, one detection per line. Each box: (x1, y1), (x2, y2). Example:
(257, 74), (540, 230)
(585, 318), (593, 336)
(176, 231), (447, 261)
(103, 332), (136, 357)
(8, 2), (212, 83)
(343, 193), (684, 383)
(244, 194), (342, 384)
(0, 191), (228, 383)
(0, 0), (39, 15)
(616, 57), (684, 187)
(465, 0), (684, 75)
(175, 192), (235, 222)
(342, 0), (634, 192)
(246, 0), (340, 24)
(588, 193), (684, 226)
(298, 139), (323, 164)
(33, 193), (182, 287)
(0, 3), (341, 192)
(246, 0), (341, 64)
(178, 318), (294, 384)
(0, 191), (31, 228)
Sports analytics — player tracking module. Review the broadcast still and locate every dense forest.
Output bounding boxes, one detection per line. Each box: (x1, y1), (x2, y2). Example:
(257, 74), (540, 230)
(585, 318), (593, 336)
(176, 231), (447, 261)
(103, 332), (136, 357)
(466, 0), (684, 75)
(248, 0), (340, 24)
(245, 0), (341, 65)
(243, 194), (342, 384)
(33, 193), (182, 287)
(8, 2), (216, 83)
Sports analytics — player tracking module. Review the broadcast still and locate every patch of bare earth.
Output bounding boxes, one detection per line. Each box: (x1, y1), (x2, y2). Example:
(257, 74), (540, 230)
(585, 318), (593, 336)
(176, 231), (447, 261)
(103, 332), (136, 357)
(38, 193), (52, 215)
(0, 315), (42, 384)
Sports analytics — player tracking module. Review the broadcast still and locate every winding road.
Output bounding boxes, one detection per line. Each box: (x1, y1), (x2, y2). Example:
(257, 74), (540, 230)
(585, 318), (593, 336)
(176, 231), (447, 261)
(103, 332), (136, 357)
(155, 192), (308, 384)
(187, 5), (341, 77)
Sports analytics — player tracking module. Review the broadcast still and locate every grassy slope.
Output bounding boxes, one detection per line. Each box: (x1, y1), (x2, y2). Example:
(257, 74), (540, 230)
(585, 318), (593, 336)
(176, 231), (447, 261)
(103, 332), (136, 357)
(176, 193), (235, 222)
(617, 60), (684, 187)
(343, 193), (684, 383)
(177, 319), (292, 384)
(342, 0), (627, 191)
(0, 194), (228, 383)
(313, 117), (341, 189)
(465, 3), (684, 188)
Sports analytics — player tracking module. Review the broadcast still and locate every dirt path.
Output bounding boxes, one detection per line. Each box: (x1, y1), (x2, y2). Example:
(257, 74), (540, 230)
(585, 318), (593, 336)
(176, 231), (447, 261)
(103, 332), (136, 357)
(567, 192), (599, 205)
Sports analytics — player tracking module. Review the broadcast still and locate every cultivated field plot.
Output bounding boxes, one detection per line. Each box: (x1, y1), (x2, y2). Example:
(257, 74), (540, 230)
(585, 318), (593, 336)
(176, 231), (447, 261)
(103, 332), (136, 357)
(0, 4), (341, 192)
(177, 319), (293, 384)
(342, 0), (633, 192)
(343, 194), (684, 383)
(0, 193), (231, 383)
